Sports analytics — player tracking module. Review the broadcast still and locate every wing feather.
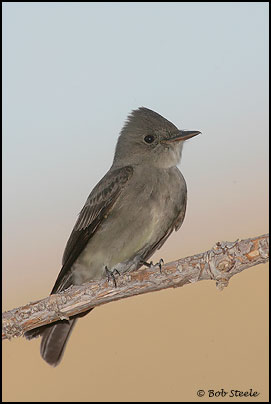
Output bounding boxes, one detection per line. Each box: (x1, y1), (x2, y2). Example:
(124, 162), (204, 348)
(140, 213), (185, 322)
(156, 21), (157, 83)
(51, 165), (133, 294)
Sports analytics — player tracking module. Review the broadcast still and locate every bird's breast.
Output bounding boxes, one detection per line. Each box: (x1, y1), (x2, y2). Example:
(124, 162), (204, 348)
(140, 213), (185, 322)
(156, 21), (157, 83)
(72, 166), (186, 284)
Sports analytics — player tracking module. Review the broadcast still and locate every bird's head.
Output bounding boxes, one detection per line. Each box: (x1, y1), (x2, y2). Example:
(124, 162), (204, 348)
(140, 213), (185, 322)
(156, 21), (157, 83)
(113, 107), (201, 168)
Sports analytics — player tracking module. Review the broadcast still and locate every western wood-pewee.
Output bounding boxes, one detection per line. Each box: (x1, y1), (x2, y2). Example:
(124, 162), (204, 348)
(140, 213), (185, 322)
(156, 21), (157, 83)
(25, 107), (201, 366)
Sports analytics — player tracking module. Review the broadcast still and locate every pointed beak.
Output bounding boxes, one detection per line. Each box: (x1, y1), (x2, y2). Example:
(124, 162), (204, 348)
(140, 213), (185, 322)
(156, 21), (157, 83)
(162, 130), (201, 143)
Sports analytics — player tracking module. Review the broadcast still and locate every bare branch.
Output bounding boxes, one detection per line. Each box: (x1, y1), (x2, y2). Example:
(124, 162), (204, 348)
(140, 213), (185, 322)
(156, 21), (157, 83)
(2, 234), (269, 340)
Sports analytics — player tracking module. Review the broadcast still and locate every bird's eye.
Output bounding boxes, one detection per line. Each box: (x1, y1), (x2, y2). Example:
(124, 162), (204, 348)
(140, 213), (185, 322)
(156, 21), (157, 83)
(144, 135), (155, 144)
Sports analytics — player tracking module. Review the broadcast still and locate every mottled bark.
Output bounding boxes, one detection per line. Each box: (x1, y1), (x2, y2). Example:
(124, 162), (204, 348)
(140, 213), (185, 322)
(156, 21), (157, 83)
(2, 234), (269, 340)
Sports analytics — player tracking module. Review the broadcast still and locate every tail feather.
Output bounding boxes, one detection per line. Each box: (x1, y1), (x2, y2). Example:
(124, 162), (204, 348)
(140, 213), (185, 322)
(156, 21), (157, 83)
(40, 319), (77, 367)
(25, 308), (93, 366)
(25, 319), (77, 366)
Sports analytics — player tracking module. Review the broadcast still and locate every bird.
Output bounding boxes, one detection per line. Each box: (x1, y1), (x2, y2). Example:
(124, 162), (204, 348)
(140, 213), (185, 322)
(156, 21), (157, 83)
(25, 107), (201, 366)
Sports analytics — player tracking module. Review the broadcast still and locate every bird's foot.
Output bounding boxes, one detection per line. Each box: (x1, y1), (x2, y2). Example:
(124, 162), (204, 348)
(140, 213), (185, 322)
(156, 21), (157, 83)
(141, 258), (164, 273)
(105, 266), (120, 288)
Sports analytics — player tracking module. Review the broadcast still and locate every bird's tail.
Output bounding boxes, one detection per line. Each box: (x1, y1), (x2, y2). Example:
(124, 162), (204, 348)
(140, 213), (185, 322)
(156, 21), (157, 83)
(25, 318), (77, 367)
(41, 319), (77, 366)
(25, 308), (93, 366)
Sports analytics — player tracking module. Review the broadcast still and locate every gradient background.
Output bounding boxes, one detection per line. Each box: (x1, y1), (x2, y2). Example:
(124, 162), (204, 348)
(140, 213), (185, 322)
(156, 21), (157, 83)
(2, 2), (269, 402)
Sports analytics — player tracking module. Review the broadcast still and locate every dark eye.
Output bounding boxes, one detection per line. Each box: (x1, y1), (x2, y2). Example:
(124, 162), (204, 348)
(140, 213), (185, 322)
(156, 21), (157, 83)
(144, 135), (155, 144)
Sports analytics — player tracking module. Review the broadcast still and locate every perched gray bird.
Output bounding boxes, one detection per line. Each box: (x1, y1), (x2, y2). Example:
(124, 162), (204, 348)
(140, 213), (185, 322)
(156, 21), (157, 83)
(25, 107), (200, 366)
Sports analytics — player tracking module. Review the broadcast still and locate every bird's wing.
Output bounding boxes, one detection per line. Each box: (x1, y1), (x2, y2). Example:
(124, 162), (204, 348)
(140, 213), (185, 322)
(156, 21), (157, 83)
(141, 190), (187, 264)
(51, 165), (133, 294)
(173, 190), (187, 231)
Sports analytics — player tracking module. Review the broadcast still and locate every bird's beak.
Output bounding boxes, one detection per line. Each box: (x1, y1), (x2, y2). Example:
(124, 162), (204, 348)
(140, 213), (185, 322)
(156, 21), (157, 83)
(162, 130), (201, 143)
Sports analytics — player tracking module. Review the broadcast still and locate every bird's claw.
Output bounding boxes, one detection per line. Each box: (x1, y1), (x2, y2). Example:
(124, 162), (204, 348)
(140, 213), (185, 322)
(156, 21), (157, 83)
(141, 258), (164, 273)
(157, 258), (164, 273)
(105, 266), (120, 288)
